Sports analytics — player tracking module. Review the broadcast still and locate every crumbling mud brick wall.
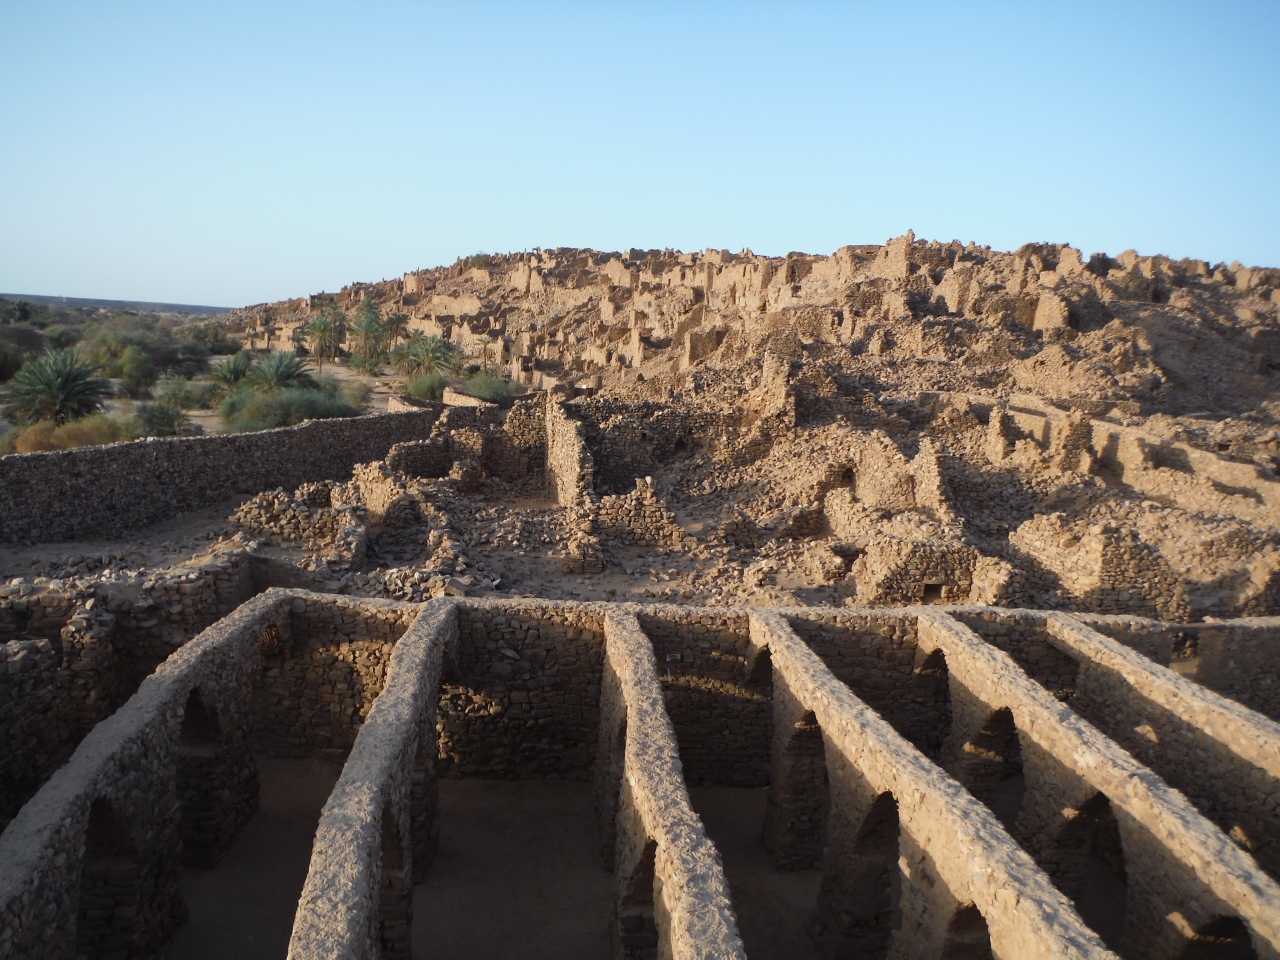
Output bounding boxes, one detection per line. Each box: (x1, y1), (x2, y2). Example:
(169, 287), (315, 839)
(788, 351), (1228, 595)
(437, 599), (605, 778)
(0, 407), (445, 544)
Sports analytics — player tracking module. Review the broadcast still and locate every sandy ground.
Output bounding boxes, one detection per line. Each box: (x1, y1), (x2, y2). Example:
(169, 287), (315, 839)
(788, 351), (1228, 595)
(0, 498), (246, 580)
(169, 757), (344, 960)
(415, 781), (613, 960)
(165, 773), (823, 960)
(690, 787), (823, 960)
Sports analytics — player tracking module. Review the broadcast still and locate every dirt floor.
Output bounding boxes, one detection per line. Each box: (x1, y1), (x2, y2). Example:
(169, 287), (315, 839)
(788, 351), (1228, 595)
(415, 780), (613, 960)
(689, 787), (823, 960)
(0, 497), (246, 581)
(169, 756), (344, 960)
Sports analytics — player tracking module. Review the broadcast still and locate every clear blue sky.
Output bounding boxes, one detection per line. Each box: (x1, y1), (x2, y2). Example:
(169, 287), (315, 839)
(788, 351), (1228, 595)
(2, 2), (1277, 307)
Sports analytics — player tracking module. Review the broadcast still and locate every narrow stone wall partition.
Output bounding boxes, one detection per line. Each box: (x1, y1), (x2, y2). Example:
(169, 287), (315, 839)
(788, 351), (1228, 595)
(1044, 613), (1280, 880)
(0, 590), (293, 960)
(603, 610), (746, 960)
(915, 610), (1280, 960)
(750, 610), (1118, 960)
(287, 599), (457, 960)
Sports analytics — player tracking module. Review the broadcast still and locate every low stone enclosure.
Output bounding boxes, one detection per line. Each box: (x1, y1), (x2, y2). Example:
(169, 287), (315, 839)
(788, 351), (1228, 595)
(4, 592), (1280, 960)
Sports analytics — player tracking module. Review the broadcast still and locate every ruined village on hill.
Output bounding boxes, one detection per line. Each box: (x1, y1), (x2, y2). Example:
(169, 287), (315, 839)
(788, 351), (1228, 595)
(5, 234), (1280, 960)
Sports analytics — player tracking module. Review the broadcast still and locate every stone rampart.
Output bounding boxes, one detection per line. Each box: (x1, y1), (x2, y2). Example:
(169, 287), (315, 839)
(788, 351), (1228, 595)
(0, 408), (444, 544)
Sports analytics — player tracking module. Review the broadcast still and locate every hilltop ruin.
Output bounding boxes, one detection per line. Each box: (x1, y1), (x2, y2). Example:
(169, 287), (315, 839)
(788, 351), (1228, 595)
(3, 234), (1280, 959)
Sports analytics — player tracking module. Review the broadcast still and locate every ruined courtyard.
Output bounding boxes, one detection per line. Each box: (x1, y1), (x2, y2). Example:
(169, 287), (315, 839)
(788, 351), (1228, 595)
(4, 236), (1280, 958)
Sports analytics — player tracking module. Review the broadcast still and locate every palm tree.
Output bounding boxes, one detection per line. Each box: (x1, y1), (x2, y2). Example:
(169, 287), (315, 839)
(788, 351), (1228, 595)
(351, 313), (385, 361)
(212, 351), (254, 393)
(384, 312), (410, 348)
(3, 349), (112, 425)
(262, 322), (279, 352)
(307, 316), (341, 372)
(245, 351), (318, 392)
(477, 335), (497, 372)
(390, 335), (453, 377)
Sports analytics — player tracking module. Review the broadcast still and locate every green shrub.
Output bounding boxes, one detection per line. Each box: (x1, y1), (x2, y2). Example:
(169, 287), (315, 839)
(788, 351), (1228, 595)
(462, 372), (511, 403)
(212, 351), (253, 391)
(218, 387), (359, 433)
(156, 378), (219, 410)
(350, 354), (384, 375)
(340, 378), (372, 409)
(246, 351), (318, 392)
(467, 253), (493, 269)
(43, 326), (81, 350)
(407, 372), (447, 402)
(134, 402), (191, 437)
(118, 345), (158, 398)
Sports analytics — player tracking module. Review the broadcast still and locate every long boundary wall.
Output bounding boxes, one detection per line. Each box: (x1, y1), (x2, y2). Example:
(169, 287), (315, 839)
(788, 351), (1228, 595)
(0, 407), (445, 543)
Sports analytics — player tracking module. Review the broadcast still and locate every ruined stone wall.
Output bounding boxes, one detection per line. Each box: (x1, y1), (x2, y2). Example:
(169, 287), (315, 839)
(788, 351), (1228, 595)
(289, 601), (456, 960)
(231, 488), (368, 568)
(785, 609), (951, 759)
(849, 535), (978, 605)
(596, 478), (689, 550)
(571, 398), (722, 495)
(1043, 614), (1280, 881)
(915, 610), (1280, 959)
(1011, 516), (1189, 620)
(0, 408), (445, 543)
(545, 399), (595, 506)
(750, 609), (1118, 960)
(0, 638), (72, 831)
(253, 595), (417, 759)
(437, 600), (605, 778)
(385, 438), (451, 478)
(636, 608), (768, 787)
(504, 394), (547, 474)
(0, 551), (260, 831)
(0, 591), (304, 960)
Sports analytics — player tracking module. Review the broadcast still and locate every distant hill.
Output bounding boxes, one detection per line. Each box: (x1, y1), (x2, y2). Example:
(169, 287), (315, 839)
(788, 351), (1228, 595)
(0, 293), (233, 316)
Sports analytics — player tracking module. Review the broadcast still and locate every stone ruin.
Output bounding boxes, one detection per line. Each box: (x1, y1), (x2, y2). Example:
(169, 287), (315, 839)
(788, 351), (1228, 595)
(3, 593), (1280, 959)
(3, 236), (1280, 958)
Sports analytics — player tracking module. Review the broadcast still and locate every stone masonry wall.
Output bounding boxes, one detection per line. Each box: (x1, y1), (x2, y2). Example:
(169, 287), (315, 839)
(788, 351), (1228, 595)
(636, 608), (769, 787)
(0, 407), (444, 543)
(438, 599), (605, 779)
(785, 609), (951, 760)
(253, 595), (417, 759)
